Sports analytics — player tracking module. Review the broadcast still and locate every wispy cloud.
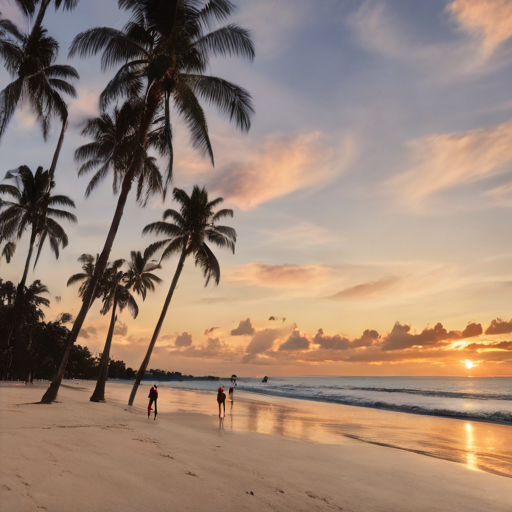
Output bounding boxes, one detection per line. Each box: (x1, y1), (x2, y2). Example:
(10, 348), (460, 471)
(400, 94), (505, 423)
(484, 180), (512, 206)
(68, 87), (101, 125)
(329, 277), (400, 300)
(348, 0), (512, 76)
(231, 263), (334, 288)
(208, 132), (356, 210)
(447, 0), (512, 57)
(391, 119), (512, 210)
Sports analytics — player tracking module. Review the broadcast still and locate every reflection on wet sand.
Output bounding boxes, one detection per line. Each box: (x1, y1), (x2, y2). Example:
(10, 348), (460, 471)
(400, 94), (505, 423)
(110, 384), (512, 478)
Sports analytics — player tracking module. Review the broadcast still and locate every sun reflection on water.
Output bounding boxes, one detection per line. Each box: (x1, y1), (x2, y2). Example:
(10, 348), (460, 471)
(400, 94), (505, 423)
(465, 422), (478, 471)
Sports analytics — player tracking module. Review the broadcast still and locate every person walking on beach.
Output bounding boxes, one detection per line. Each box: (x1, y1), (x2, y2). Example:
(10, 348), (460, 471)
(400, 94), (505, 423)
(228, 386), (234, 410)
(148, 385), (158, 420)
(217, 386), (226, 429)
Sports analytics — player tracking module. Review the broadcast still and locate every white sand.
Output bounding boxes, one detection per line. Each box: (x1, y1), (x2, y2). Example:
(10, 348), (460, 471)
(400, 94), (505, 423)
(1, 382), (511, 512)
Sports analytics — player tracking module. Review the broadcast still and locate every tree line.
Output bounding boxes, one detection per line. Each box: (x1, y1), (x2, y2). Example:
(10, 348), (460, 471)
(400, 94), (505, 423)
(0, 0), (253, 404)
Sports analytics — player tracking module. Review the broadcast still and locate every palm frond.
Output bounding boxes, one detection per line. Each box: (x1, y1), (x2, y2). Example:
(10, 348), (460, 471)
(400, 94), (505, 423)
(194, 242), (220, 286)
(173, 80), (214, 165)
(212, 208), (233, 221)
(142, 220), (184, 238)
(185, 74), (253, 132)
(194, 24), (255, 62)
(197, 0), (236, 28)
(69, 27), (148, 71)
(1, 241), (16, 263)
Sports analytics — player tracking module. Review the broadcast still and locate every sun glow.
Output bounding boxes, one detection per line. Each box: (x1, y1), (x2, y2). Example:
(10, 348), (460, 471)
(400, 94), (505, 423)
(465, 359), (474, 370)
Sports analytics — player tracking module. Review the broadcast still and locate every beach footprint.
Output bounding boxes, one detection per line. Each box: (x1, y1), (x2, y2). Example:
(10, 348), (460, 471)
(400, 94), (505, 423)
(306, 491), (343, 511)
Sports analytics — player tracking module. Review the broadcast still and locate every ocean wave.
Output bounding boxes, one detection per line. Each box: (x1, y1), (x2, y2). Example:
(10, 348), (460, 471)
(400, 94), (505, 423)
(238, 386), (512, 424)
(245, 383), (512, 401)
(345, 387), (512, 401)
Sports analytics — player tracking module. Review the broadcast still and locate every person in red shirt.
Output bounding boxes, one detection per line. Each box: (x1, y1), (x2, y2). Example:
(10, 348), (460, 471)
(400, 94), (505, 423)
(148, 385), (158, 419)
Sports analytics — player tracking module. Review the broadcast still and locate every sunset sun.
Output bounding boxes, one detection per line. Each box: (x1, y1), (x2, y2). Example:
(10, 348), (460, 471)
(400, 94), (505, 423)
(465, 360), (474, 370)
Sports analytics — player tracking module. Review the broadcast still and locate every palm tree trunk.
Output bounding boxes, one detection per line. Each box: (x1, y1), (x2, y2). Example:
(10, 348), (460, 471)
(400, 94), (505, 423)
(90, 296), (118, 402)
(31, 0), (51, 35)
(128, 247), (187, 406)
(48, 115), (68, 181)
(19, 226), (37, 292)
(40, 176), (133, 404)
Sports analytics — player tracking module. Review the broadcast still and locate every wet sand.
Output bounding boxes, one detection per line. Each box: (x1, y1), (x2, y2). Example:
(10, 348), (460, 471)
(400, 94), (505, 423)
(1, 381), (511, 512)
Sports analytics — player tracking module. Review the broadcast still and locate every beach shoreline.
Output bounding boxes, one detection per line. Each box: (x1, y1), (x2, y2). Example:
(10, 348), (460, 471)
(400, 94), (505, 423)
(1, 382), (511, 512)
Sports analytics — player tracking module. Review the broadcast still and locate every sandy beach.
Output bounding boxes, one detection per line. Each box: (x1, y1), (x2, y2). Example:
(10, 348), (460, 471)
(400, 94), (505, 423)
(1, 382), (511, 512)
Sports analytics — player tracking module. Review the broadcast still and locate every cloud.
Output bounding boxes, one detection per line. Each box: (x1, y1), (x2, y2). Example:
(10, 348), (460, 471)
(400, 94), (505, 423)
(78, 326), (97, 339)
(485, 318), (512, 334)
(381, 322), (460, 351)
(113, 322), (128, 336)
(484, 180), (512, 206)
(68, 87), (100, 125)
(230, 318), (255, 336)
(234, 316), (511, 367)
(392, 119), (512, 208)
(447, 0), (512, 57)
(175, 332), (193, 348)
(347, 1), (511, 76)
(312, 329), (350, 350)
(461, 322), (483, 337)
(204, 327), (219, 335)
(352, 329), (380, 347)
(465, 340), (512, 351)
(170, 337), (241, 360)
(279, 329), (310, 351)
(209, 132), (356, 210)
(232, 263), (333, 289)
(329, 277), (400, 300)
(245, 328), (282, 354)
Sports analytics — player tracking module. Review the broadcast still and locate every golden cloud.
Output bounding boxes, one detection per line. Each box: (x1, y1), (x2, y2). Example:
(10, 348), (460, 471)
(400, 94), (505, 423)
(210, 132), (356, 210)
(447, 0), (512, 57)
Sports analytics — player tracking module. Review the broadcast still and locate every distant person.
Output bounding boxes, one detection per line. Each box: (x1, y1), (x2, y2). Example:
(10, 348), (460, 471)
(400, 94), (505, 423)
(228, 386), (234, 410)
(148, 385), (158, 420)
(217, 386), (226, 429)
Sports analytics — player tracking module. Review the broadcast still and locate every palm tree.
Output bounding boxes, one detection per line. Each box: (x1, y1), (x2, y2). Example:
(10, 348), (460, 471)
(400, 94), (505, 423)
(124, 249), (163, 300)
(0, 165), (77, 292)
(90, 259), (135, 402)
(67, 253), (105, 307)
(128, 185), (236, 405)
(1, 278), (50, 379)
(12, 0), (79, 33)
(40, 0), (254, 403)
(0, 18), (79, 177)
(69, 0), (255, 181)
(90, 253), (161, 402)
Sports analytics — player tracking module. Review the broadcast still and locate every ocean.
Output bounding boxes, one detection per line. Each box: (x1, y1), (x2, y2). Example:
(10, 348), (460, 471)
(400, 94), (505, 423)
(161, 376), (512, 424)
